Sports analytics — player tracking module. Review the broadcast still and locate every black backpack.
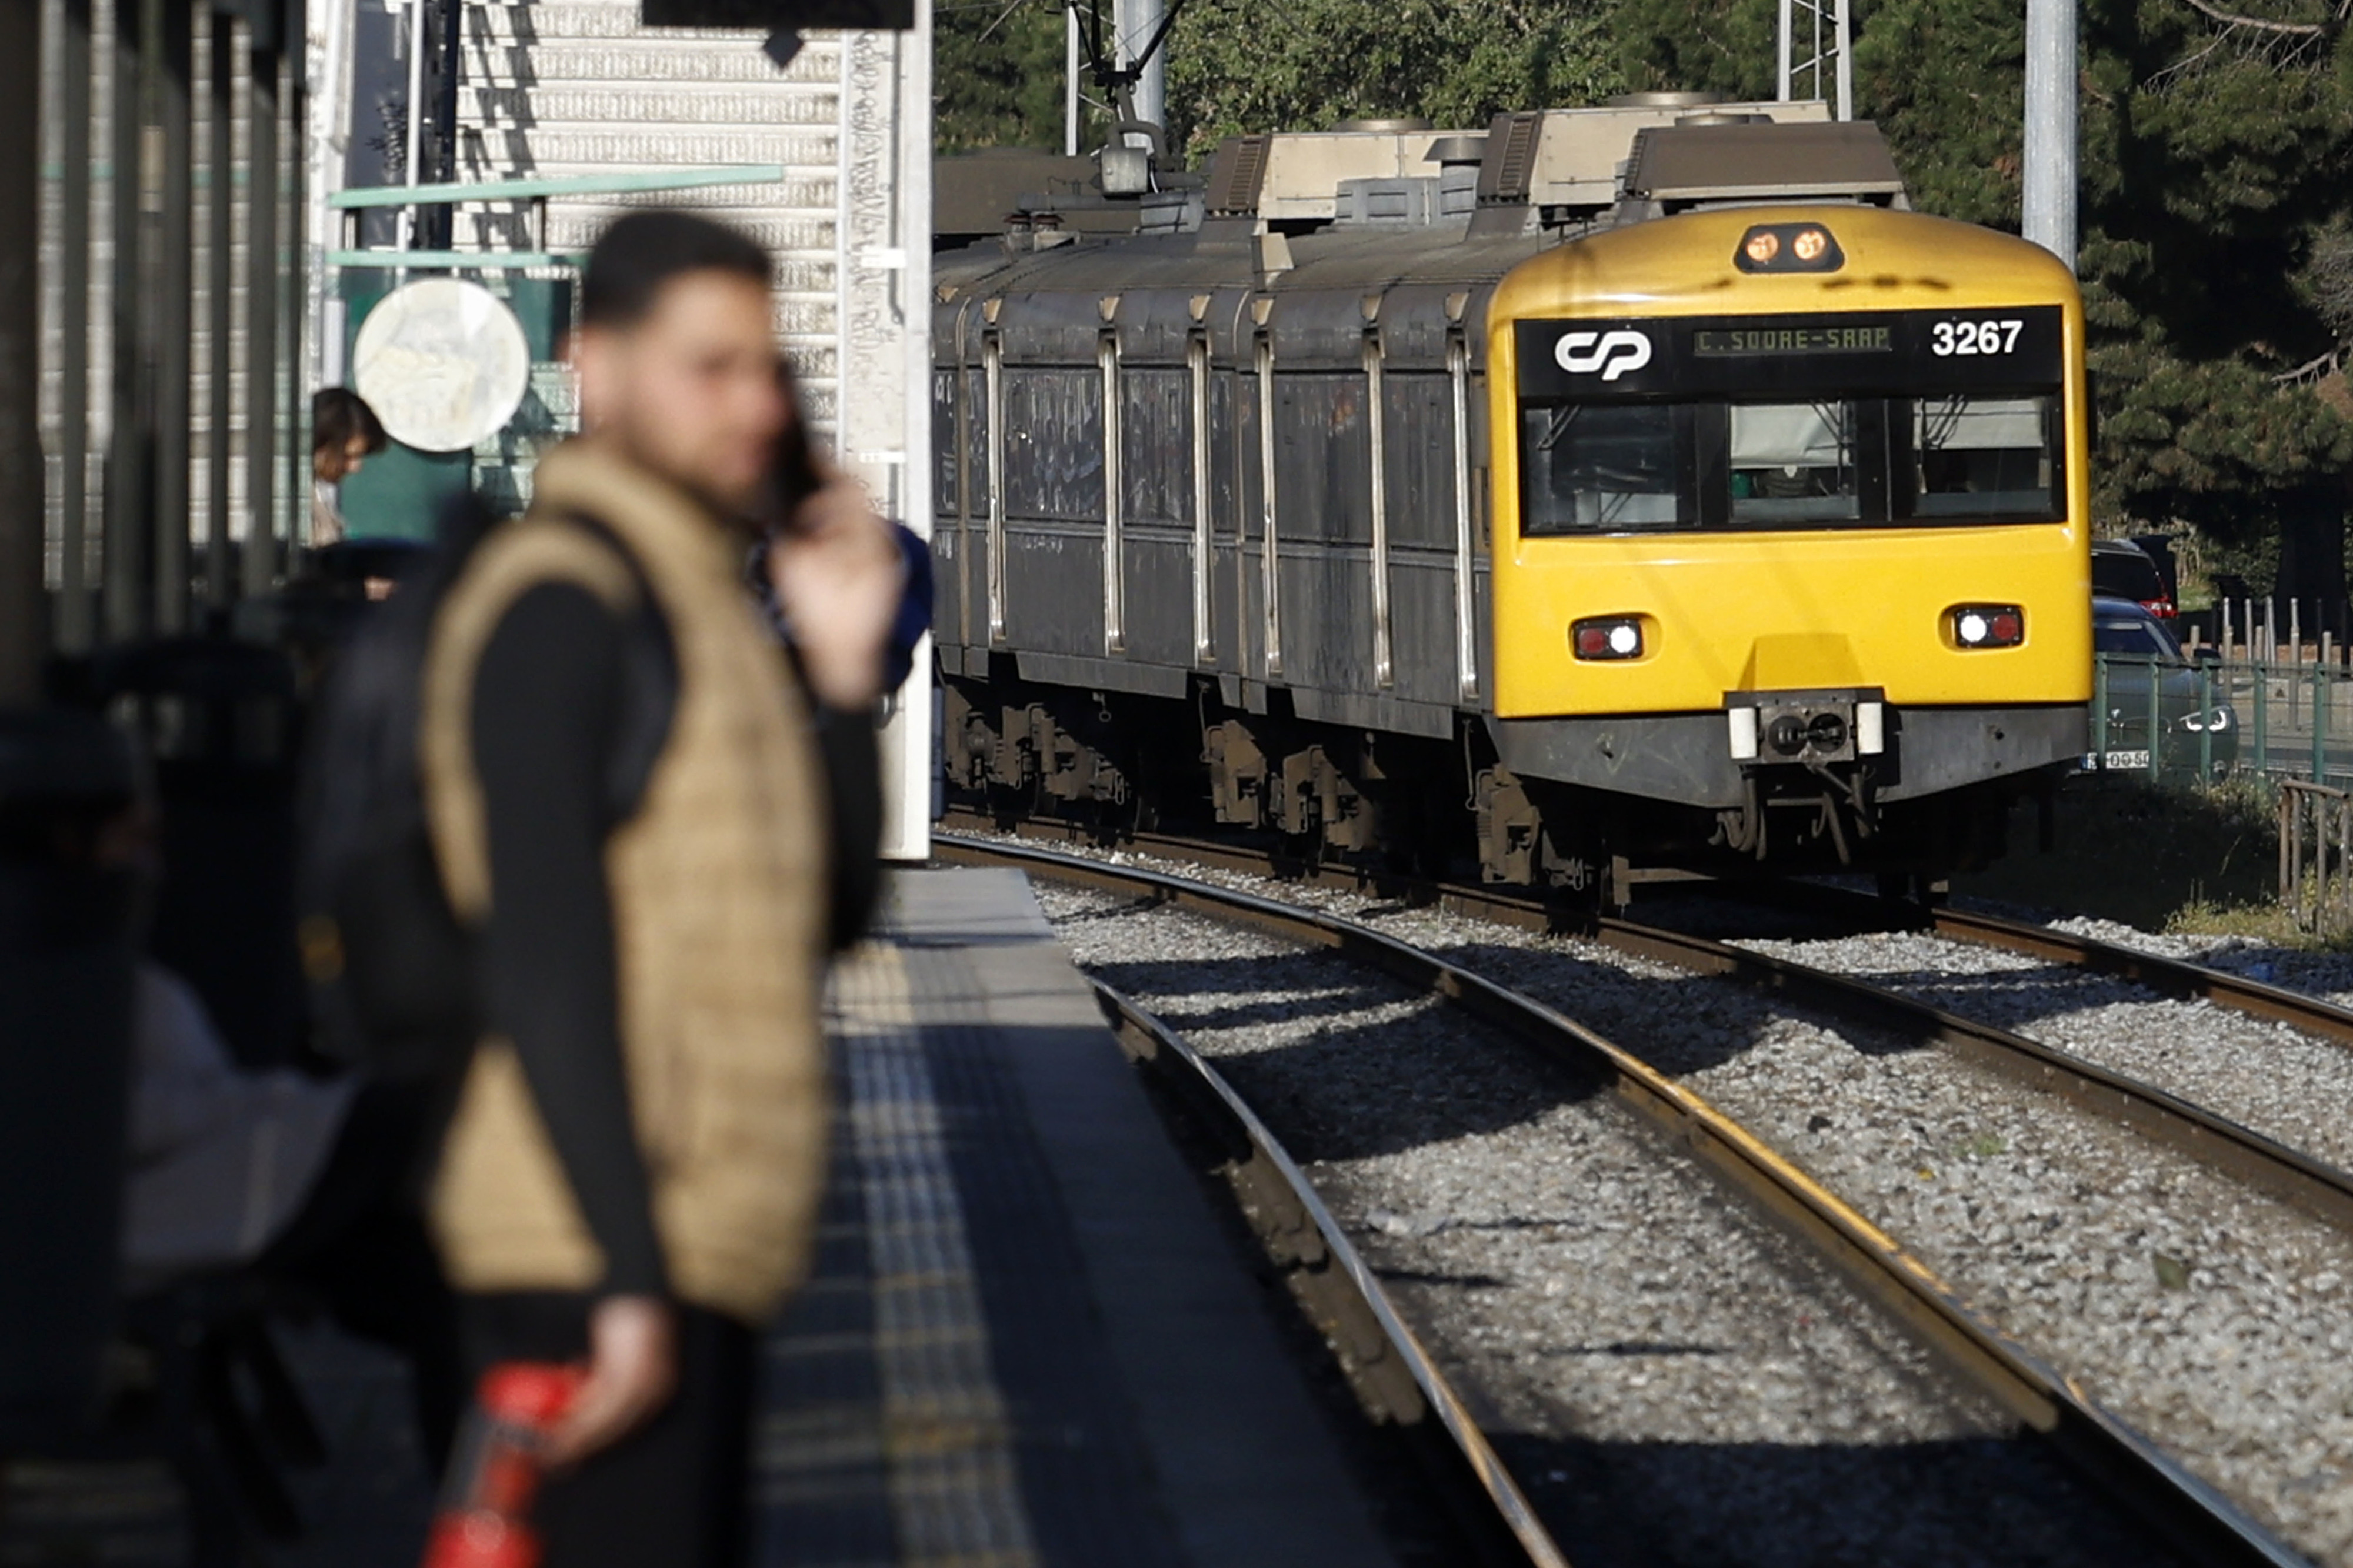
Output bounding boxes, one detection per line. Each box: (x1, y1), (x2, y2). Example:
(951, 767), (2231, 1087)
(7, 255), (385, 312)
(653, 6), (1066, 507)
(295, 496), (499, 1083)
(298, 499), (675, 1084)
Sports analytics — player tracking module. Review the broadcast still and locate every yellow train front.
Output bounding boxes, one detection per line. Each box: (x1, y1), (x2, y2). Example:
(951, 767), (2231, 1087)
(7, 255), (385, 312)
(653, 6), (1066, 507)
(1485, 205), (2090, 891)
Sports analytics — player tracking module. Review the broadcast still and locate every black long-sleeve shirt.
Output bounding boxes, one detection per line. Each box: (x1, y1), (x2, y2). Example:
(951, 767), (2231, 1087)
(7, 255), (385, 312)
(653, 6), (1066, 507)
(468, 579), (879, 1299)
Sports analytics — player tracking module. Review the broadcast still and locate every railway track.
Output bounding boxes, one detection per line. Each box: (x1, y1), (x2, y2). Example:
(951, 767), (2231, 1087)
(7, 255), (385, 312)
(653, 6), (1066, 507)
(1759, 880), (2353, 1052)
(1094, 982), (1571, 1568)
(939, 810), (2353, 1237)
(939, 829), (2308, 1566)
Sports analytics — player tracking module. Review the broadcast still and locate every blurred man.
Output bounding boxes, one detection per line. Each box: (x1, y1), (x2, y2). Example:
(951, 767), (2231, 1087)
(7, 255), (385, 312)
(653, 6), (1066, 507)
(310, 388), (388, 547)
(412, 211), (897, 1566)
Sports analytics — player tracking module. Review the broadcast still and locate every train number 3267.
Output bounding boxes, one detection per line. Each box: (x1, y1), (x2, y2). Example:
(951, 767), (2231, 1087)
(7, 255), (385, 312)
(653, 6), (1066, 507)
(1931, 319), (2027, 357)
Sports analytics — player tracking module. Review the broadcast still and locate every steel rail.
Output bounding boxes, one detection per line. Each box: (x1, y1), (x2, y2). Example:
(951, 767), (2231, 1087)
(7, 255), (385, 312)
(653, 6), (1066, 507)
(940, 832), (2309, 1567)
(938, 812), (2353, 1238)
(1094, 982), (1572, 1568)
(1919, 901), (2353, 1051)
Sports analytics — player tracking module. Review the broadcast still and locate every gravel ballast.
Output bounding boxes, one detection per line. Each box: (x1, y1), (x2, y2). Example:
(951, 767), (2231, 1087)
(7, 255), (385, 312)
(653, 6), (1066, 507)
(964, 830), (2353, 1562)
(1031, 876), (2187, 1567)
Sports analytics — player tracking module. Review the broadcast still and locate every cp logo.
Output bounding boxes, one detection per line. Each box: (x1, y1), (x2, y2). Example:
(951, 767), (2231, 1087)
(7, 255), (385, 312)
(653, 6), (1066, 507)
(1553, 328), (1654, 382)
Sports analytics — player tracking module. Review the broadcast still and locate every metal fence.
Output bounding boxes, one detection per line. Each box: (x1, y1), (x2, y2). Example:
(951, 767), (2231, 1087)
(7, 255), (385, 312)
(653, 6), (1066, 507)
(2088, 652), (2353, 791)
(2279, 780), (2353, 936)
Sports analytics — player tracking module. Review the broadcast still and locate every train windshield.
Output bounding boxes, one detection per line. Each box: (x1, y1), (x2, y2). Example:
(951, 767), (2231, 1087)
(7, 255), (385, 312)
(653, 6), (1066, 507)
(1520, 391), (2062, 538)
(1729, 402), (1862, 523)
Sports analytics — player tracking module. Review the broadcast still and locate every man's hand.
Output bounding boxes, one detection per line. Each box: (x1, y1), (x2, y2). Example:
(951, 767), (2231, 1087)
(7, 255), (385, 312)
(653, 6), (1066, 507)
(546, 1294), (678, 1467)
(768, 475), (902, 710)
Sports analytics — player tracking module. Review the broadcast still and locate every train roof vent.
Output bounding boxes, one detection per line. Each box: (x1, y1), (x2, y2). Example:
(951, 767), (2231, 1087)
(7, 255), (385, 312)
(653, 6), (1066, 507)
(1622, 120), (1907, 208)
(1205, 135), (1271, 216)
(1476, 111), (1544, 204)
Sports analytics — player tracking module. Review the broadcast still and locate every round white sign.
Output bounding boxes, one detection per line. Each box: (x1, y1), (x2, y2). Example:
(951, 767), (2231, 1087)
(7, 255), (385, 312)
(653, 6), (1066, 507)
(350, 278), (533, 453)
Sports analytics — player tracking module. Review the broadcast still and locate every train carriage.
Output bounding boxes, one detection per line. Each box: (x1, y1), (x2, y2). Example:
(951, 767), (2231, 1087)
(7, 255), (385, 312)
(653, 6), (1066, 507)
(930, 99), (2091, 902)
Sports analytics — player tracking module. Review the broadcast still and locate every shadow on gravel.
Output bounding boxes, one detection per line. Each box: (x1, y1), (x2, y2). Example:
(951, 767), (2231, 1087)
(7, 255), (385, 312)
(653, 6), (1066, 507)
(1492, 1430), (2195, 1568)
(1087, 929), (1869, 1160)
(1829, 960), (2152, 1039)
(1417, 940), (1817, 1076)
(1088, 945), (1625, 1161)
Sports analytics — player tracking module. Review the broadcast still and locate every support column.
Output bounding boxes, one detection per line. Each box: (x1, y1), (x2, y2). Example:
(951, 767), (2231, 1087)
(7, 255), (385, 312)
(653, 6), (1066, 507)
(1112, 0), (1162, 135)
(0, 0), (42, 700)
(101, 0), (154, 645)
(56, 0), (95, 650)
(206, 12), (235, 611)
(2022, 0), (2078, 270)
(1063, 5), (1078, 156)
(241, 41), (280, 600)
(154, 0), (192, 633)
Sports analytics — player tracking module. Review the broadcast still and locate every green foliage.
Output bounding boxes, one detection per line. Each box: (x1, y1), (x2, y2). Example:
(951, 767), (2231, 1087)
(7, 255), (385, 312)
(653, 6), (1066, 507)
(1166, 0), (1625, 161)
(1615, 0), (1777, 102)
(935, 0), (1099, 154)
(936, 0), (1628, 165)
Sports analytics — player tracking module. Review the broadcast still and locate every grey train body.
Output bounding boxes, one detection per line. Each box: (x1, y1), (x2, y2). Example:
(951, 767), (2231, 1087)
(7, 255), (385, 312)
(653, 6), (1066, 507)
(928, 121), (2079, 893)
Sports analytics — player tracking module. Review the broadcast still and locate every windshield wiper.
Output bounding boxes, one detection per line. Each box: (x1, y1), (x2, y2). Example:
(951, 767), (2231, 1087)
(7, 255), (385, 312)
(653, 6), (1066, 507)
(1537, 404), (1580, 452)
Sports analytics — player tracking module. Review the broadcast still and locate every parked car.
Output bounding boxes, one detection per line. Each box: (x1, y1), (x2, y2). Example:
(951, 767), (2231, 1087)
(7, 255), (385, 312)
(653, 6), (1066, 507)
(2093, 538), (2177, 620)
(2090, 595), (2237, 774)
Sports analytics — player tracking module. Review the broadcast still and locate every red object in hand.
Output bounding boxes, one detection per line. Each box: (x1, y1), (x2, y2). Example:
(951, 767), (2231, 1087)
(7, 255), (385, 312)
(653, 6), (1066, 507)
(422, 1363), (584, 1568)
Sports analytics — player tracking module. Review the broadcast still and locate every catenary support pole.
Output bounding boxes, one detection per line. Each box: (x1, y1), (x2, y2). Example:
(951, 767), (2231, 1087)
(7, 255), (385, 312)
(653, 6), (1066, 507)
(1064, 5), (1078, 155)
(0, 0), (44, 700)
(2022, 0), (2077, 270)
(1115, 0), (1163, 137)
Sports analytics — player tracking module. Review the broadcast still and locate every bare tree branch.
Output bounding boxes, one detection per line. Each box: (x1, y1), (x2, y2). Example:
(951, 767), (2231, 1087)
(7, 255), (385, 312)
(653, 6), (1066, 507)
(2276, 348), (2349, 385)
(2181, 0), (2335, 36)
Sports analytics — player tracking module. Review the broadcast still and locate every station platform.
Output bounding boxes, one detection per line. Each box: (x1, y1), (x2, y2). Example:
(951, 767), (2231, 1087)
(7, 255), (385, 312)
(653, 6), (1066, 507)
(0, 865), (1395, 1566)
(753, 865), (1396, 1567)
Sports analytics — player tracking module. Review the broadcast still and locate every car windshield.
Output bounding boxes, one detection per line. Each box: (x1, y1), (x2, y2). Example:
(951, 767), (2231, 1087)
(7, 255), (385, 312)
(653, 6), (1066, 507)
(2094, 613), (2180, 661)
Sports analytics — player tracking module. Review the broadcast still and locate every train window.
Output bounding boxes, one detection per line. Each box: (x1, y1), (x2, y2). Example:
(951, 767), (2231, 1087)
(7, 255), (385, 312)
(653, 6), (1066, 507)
(1276, 375), (1374, 543)
(1383, 375), (1457, 549)
(932, 368), (959, 513)
(1519, 402), (1687, 535)
(1908, 395), (2058, 519)
(1728, 402), (1861, 523)
(1001, 368), (1105, 522)
(1121, 368), (1191, 528)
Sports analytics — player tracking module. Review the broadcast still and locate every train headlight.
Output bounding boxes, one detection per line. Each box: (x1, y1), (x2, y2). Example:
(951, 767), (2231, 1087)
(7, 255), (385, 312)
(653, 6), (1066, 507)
(1572, 616), (1645, 661)
(1734, 222), (1845, 273)
(1949, 605), (2025, 649)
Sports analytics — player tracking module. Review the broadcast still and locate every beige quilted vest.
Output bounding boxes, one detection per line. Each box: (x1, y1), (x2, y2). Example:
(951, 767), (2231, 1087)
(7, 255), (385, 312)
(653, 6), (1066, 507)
(418, 437), (829, 1326)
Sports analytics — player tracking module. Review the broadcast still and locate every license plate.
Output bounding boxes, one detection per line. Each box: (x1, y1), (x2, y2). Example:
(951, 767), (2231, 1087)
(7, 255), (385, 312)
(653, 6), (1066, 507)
(2082, 749), (2151, 771)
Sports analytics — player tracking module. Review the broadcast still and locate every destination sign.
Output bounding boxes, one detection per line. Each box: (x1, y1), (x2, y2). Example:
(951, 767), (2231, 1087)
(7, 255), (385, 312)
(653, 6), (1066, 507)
(1517, 306), (2064, 400)
(1694, 325), (1893, 357)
